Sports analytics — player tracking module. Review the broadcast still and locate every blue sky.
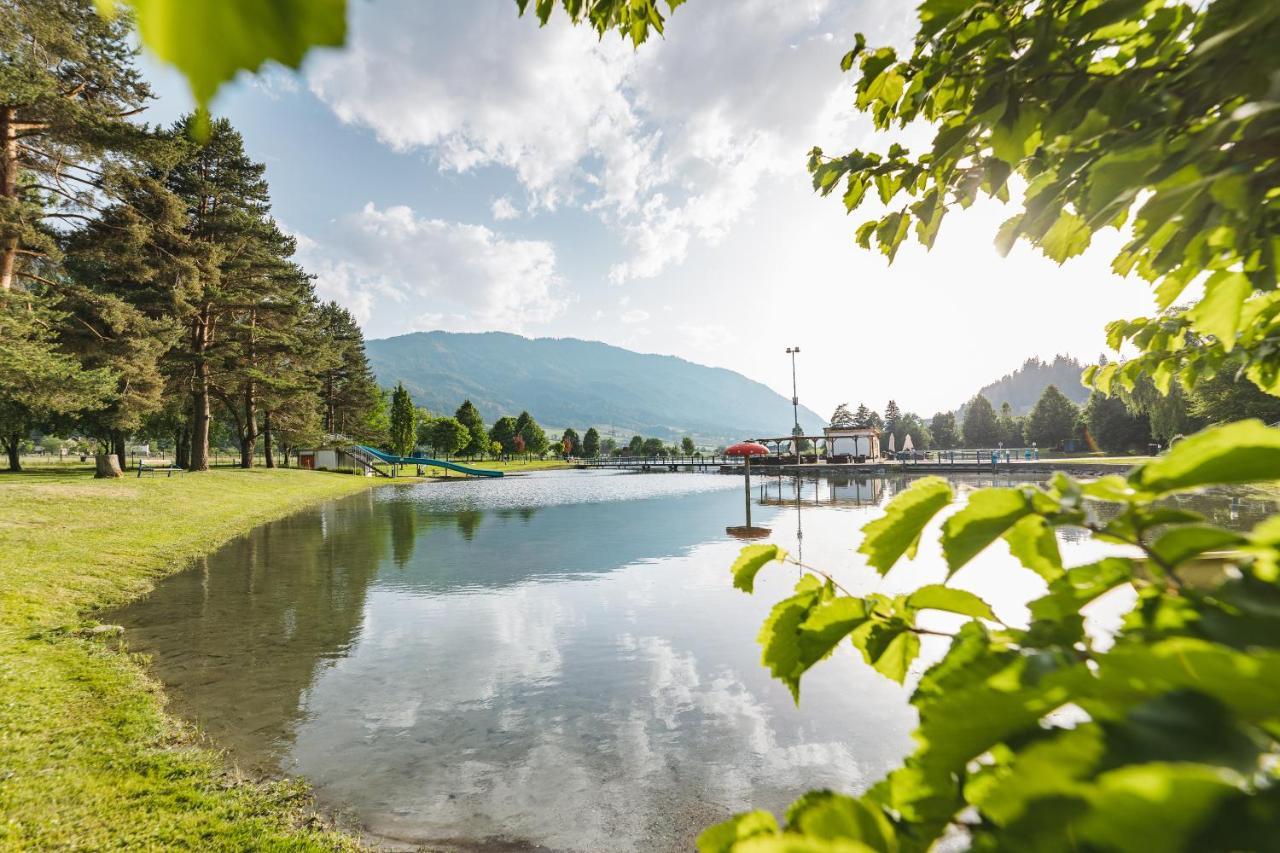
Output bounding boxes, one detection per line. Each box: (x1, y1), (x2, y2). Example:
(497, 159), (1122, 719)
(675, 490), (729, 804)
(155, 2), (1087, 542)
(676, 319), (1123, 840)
(138, 0), (1156, 417)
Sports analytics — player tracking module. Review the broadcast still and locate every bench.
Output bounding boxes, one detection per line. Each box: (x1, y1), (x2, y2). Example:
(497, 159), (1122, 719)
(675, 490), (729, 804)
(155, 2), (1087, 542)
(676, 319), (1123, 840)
(137, 462), (185, 478)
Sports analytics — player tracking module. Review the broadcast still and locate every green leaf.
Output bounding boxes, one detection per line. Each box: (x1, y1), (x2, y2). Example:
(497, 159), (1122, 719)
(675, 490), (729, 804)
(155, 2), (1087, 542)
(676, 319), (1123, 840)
(1077, 764), (1239, 852)
(941, 488), (1032, 576)
(785, 791), (898, 850)
(697, 810), (780, 853)
(1028, 558), (1134, 623)
(1149, 525), (1246, 567)
(919, 0), (973, 36)
(1130, 420), (1280, 493)
(858, 476), (953, 575)
(758, 576), (826, 700)
(852, 619), (920, 684)
(1003, 515), (1064, 581)
(1040, 211), (1093, 263)
(1187, 271), (1251, 351)
(906, 585), (996, 620)
(121, 0), (347, 110)
(839, 34), (867, 72)
(731, 544), (788, 593)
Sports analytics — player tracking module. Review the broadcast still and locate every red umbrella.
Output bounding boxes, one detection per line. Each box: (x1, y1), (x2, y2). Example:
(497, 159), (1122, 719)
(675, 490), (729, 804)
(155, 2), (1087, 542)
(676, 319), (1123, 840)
(726, 441), (768, 528)
(725, 441), (769, 457)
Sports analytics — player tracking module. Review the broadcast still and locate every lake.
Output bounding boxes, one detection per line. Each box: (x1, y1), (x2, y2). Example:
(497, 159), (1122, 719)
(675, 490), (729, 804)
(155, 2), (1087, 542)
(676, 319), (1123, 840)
(110, 469), (1275, 851)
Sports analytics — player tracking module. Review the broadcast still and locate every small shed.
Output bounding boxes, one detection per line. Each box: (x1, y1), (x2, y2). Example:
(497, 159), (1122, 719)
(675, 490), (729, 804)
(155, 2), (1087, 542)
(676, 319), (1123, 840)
(823, 426), (881, 460)
(297, 447), (369, 474)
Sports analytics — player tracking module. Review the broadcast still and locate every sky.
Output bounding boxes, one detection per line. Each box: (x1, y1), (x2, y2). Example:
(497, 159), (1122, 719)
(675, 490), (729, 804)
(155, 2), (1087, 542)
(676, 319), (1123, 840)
(136, 0), (1157, 418)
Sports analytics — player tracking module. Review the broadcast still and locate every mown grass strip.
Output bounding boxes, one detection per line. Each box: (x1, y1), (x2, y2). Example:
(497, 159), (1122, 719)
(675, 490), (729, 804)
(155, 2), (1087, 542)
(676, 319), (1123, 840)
(0, 467), (388, 849)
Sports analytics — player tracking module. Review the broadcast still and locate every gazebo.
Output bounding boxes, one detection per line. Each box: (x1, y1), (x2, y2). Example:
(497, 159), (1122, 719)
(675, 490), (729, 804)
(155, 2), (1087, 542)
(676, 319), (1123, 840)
(822, 425), (881, 462)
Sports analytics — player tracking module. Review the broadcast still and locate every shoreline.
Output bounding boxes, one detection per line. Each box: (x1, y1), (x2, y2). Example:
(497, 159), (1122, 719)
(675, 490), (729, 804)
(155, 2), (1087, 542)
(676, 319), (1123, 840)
(0, 467), (393, 850)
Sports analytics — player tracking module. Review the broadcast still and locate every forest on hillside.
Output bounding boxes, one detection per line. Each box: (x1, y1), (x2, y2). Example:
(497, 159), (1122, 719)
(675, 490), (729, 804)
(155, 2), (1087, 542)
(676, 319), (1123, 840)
(965, 355), (1091, 415)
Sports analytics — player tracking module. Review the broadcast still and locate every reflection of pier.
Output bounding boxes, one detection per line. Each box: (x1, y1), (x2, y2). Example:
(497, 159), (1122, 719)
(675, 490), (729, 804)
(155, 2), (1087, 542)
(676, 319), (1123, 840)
(757, 473), (887, 507)
(579, 457), (1122, 479)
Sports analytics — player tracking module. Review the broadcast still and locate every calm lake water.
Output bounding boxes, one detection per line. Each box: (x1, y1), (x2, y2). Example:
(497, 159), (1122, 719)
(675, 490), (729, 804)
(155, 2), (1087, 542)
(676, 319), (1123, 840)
(111, 470), (1276, 851)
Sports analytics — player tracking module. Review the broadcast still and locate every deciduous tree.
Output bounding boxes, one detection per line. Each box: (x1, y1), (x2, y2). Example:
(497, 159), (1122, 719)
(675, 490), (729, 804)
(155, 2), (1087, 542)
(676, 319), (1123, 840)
(929, 411), (959, 450)
(961, 394), (1000, 448)
(1026, 385), (1080, 450)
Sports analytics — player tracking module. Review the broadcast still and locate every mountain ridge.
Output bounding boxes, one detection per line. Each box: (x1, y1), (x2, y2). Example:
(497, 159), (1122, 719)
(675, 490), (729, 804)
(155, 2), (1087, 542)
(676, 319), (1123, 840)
(365, 330), (825, 443)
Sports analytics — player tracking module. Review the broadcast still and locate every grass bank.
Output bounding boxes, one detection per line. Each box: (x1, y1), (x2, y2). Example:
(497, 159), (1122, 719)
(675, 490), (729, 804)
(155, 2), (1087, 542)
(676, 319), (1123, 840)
(0, 467), (387, 850)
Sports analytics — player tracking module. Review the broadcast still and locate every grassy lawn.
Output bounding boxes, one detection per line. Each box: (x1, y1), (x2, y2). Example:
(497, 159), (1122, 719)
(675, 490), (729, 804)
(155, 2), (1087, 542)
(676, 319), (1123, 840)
(0, 467), (388, 850)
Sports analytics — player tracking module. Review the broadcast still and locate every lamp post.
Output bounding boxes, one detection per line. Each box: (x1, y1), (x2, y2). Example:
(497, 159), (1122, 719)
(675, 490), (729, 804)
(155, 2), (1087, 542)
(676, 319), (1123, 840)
(785, 346), (801, 433)
(786, 346), (802, 467)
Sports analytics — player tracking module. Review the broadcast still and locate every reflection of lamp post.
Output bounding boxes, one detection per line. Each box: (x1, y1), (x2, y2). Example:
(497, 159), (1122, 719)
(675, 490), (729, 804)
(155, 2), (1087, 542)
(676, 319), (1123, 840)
(726, 441), (769, 534)
(794, 474), (804, 565)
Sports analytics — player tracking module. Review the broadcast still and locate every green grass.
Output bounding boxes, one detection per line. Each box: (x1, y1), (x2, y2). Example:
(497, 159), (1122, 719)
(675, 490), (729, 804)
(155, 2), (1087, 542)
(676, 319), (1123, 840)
(0, 467), (388, 850)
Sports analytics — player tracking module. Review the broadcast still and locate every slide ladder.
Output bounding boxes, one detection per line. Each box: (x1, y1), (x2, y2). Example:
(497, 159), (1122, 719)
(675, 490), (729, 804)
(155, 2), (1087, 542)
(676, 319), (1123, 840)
(353, 445), (504, 478)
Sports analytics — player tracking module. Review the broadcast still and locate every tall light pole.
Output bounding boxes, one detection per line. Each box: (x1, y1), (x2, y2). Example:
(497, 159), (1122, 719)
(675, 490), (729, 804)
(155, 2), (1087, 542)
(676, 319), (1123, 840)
(785, 346), (801, 433)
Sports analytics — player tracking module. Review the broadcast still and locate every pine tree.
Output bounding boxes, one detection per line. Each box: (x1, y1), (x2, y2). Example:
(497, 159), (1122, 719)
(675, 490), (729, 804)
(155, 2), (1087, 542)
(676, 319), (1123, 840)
(883, 400), (901, 441)
(582, 426), (600, 458)
(1, 0), (153, 468)
(313, 301), (381, 441)
(1, 0), (151, 293)
(388, 382), (415, 457)
(852, 403), (871, 427)
(830, 403), (856, 427)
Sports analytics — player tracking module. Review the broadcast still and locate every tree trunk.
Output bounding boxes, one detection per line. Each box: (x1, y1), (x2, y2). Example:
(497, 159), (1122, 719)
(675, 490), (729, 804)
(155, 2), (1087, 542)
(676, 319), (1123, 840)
(94, 452), (123, 478)
(112, 431), (127, 472)
(1, 106), (18, 293)
(4, 433), (21, 472)
(189, 313), (211, 471)
(325, 374), (335, 435)
(239, 383), (257, 468)
(262, 410), (274, 468)
(174, 424), (190, 470)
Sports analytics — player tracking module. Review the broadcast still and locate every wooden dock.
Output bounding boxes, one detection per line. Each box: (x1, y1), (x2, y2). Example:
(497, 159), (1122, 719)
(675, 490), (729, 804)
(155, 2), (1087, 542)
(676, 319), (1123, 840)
(575, 457), (1127, 478)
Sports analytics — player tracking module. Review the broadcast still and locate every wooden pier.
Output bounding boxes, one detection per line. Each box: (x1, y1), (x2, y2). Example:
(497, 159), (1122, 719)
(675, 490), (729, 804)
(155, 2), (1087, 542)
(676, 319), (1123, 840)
(575, 456), (1126, 478)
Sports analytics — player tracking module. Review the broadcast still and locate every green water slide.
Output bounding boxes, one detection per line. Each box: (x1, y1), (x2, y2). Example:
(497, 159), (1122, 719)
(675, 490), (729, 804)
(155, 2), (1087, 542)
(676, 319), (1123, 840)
(354, 445), (504, 478)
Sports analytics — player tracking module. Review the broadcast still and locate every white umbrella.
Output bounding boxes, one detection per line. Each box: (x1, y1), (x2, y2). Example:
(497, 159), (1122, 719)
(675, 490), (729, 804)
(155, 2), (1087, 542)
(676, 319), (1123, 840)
(903, 433), (914, 451)
(887, 433), (896, 453)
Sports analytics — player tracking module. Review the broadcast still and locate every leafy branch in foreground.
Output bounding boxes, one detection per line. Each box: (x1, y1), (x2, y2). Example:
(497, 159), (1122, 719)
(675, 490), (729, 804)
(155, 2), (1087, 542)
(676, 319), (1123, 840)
(94, 0), (684, 114)
(812, 0), (1280, 397)
(704, 420), (1280, 852)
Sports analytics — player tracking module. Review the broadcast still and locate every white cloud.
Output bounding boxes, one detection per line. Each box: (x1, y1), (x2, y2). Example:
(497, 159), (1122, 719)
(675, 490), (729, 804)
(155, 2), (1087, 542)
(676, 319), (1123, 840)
(290, 203), (566, 337)
(620, 309), (650, 324)
(306, 0), (910, 285)
(491, 196), (519, 221)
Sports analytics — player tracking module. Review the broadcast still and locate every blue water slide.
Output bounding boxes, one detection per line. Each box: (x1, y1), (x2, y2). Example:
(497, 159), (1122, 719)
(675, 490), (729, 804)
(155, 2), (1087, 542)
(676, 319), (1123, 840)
(354, 445), (504, 478)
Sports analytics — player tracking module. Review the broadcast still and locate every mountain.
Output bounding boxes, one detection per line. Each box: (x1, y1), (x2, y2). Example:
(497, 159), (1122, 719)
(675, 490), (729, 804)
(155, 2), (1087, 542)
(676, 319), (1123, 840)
(365, 331), (826, 443)
(962, 355), (1092, 415)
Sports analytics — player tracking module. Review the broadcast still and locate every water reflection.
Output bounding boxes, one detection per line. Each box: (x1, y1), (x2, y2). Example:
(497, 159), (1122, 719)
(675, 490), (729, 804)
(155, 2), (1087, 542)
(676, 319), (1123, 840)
(112, 470), (1276, 852)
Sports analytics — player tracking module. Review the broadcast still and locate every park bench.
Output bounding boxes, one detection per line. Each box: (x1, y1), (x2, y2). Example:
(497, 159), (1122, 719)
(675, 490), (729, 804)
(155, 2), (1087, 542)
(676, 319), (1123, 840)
(136, 461), (185, 478)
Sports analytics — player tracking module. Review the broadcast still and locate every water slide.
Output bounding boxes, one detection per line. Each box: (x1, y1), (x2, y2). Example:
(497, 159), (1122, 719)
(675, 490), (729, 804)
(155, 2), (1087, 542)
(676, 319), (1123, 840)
(353, 445), (504, 478)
